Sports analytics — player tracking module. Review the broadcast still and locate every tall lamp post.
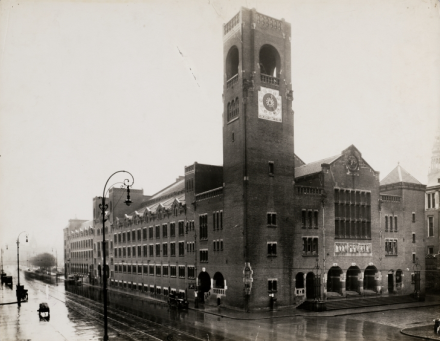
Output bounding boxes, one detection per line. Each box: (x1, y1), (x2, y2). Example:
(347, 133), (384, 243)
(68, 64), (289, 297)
(16, 231), (28, 306)
(99, 171), (134, 341)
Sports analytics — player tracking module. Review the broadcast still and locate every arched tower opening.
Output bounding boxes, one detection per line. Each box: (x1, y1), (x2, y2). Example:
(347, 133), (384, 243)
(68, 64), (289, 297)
(226, 46), (239, 81)
(259, 44), (281, 77)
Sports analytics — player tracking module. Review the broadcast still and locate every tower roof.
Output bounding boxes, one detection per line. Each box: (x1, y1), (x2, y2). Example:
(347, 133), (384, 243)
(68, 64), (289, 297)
(380, 164), (421, 186)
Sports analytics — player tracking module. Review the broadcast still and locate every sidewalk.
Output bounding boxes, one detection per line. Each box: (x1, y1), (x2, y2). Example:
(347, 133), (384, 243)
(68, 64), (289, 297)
(80, 281), (440, 321)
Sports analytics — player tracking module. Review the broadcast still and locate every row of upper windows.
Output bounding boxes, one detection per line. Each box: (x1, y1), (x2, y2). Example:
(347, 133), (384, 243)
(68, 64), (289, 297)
(114, 242), (187, 258)
(114, 264), (195, 279)
(113, 221), (192, 243)
(71, 239), (93, 250)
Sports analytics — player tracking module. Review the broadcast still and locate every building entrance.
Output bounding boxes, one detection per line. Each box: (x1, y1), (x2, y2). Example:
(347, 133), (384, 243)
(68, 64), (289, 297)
(346, 266), (361, 293)
(327, 266), (343, 295)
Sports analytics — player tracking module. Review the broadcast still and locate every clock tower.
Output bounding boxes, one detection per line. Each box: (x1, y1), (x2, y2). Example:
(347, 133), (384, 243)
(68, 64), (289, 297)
(222, 8), (295, 309)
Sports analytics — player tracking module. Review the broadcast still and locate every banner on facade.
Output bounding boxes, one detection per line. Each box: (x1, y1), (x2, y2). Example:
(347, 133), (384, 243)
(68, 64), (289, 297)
(334, 242), (372, 256)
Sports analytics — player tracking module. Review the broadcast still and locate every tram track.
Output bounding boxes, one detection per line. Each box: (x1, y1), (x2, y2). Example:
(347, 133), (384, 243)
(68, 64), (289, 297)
(26, 279), (207, 341)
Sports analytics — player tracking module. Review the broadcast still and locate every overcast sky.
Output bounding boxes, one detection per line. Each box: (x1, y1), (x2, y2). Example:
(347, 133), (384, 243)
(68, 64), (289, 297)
(1, 0), (439, 260)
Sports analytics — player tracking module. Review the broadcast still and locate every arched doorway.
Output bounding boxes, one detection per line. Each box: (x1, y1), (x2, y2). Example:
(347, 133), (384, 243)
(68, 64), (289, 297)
(346, 266), (361, 293)
(364, 265), (378, 292)
(306, 272), (315, 299)
(198, 271), (211, 302)
(388, 270), (394, 293)
(213, 272), (224, 289)
(327, 266), (343, 295)
(396, 269), (403, 290)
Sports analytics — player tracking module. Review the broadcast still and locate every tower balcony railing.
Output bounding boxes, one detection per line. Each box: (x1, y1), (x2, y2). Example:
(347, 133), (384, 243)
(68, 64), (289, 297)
(260, 73), (280, 86)
(226, 74), (238, 88)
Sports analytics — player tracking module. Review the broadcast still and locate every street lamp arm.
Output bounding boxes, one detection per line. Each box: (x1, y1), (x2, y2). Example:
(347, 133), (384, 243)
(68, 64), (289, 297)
(101, 170), (135, 198)
(16, 231), (28, 242)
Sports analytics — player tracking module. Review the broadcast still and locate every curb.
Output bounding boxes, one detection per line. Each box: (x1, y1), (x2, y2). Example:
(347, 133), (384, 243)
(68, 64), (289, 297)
(400, 325), (440, 341)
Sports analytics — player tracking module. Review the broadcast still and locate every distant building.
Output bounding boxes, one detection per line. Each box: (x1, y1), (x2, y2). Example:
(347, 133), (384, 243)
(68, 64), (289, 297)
(63, 7), (427, 310)
(425, 125), (440, 291)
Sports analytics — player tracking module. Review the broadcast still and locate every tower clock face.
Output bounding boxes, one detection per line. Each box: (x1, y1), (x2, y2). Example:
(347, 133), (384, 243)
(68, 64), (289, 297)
(258, 87), (282, 122)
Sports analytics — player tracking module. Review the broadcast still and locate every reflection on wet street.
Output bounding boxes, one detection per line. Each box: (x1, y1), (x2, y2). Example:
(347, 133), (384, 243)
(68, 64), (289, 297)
(1, 265), (417, 340)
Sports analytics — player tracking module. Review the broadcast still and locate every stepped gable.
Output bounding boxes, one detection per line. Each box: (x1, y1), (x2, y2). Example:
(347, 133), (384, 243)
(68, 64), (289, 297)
(128, 177), (185, 217)
(380, 164), (422, 186)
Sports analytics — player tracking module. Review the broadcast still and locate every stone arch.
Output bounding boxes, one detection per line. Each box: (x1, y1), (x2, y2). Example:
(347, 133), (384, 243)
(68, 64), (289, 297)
(327, 266), (343, 295)
(226, 45), (239, 80)
(346, 266), (361, 293)
(213, 272), (225, 289)
(259, 44), (281, 77)
(306, 272), (315, 299)
(295, 272), (304, 289)
(364, 265), (378, 292)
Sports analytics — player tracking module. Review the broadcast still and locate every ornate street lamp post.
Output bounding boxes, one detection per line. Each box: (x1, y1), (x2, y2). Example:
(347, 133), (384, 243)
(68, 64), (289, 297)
(99, 171), (134, 341)
(16, 231), (28, 306)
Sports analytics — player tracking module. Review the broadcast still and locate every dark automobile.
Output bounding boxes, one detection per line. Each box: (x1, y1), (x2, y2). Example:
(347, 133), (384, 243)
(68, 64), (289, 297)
(38, 302), (50, 319)
(168, 292), (189, 309)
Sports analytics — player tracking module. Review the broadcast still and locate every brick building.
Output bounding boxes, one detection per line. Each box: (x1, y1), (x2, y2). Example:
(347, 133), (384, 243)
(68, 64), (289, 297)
(63, 8), (427, 310)
(425, 126), (440, 291)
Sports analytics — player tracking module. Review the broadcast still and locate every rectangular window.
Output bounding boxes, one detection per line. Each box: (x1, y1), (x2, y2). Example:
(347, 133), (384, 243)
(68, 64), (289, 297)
(428, 217), (434, 237)
(390, 216), (393, 231)
(143, 245), (147, 257)
(163, 243), (168, 256)
(385, 239), (398, 255)
(132, 230), (136, 241)
(268, 279), (278, 292)
(308, 211), (312, 228)
(149, 265), (154, 275)
(412, 213), (415, 223)
(428, 246), (434, 255)
(301, 210), (306, 228)
(127, 247), (131, 257)
(138, 245), (141, 257)
(149, 244), (154, 257)
(123, 233), (126, 243)
(199, 214), (208, 240)
(170, 266), (177, 277)
(170, 223), (176, 237)
(127, 232), (131, 242)
(188, 266), (195, 279)
(267, 242), (277, 256)
(170, 242), (176, 257)
(114, 234), (117, 244)
(149, 227), (153, 239)
(267, 213), (277, 226)
(412, 253), (416, 263)
(385, 216), (388, 232)
(163, 265), (169, 276)
(220, 211), (223, 229)
(118, 233), (122, 243)
(412, 233), (416, 243)
(137, 229), (141, 241)
(433, 193), (436, 208)
(200, 250), (208, 262)
(178, 266), (185, 278)
(155, 244), (160, 256)
(138, 265), (142, 274)
(269, 161), (274, 175)
(394, 217), (398, 232)
(179, 242), (185, 256)
(213, 212), (216, 230)
(179, 221), (185, 236)
(155, 225), (160, 239)
(132, 246), (136, 257)
(428, 193), (432, 208)
(156, 265), (161, 276)
(163, 224), (168, 238)
(143, 228), (147, 240)
(314, 211), (318, 228)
